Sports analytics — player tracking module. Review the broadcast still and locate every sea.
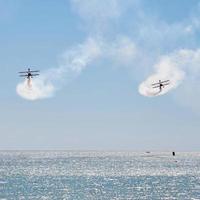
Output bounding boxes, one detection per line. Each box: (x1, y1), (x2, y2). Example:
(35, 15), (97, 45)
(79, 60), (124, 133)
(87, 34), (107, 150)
(0, 151), (200, 200)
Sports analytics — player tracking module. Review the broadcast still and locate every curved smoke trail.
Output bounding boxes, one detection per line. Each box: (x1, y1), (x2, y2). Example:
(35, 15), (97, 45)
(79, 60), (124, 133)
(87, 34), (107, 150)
(16, 0), (138, 101)
(138, 49), (200, 97)
(16, 38), (102, 101)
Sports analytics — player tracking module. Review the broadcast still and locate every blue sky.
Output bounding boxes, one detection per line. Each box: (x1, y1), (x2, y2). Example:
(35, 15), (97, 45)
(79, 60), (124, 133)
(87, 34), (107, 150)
(0, 0), (200, 150)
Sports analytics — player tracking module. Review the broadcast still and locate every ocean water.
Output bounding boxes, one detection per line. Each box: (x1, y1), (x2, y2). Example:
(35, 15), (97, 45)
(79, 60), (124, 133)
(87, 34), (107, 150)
(0, 151), (200, 200)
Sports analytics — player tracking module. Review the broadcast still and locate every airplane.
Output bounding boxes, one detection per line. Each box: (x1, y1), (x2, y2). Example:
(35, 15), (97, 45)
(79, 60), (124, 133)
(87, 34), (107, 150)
(19, 68), (40, 80)
(152, 80), (170, 91)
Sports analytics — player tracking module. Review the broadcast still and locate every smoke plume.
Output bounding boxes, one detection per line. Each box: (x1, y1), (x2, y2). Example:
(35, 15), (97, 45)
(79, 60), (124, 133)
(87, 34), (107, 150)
(139, 49), (200, 97)
(16, 38), (102, 101)
(16, 79), (54, 101)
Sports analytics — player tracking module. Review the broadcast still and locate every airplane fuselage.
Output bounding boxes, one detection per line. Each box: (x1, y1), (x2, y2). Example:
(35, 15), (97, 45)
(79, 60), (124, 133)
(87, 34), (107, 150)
(27, 73), (32, 79)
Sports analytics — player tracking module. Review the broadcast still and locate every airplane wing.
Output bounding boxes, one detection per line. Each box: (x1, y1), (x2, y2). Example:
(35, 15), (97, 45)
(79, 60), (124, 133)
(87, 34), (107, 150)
(19, 71), (28, 73)
(152, 83), (159, 86)
(152, 83), (170, 88)
(31, 74), (40, 76)
(30, 70), (40, 73)
(19, 75), (28, 77)
(163, 83), (170, 86)
(160, 80), (170, 84)
(152, 80), (170, 86)
(152, 85), (160, 88)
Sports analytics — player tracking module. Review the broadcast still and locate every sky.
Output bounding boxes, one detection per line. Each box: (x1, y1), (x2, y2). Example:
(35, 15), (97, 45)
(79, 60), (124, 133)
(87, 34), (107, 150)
(0, 0), (200, 150)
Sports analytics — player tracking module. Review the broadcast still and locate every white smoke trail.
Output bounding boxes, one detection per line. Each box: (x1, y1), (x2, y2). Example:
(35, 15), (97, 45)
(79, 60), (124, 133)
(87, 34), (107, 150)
(139, 49), (200, 97)
(16, 79), (54, 101)
(16, 38), (102, 101)
(16, 0), (138, 101)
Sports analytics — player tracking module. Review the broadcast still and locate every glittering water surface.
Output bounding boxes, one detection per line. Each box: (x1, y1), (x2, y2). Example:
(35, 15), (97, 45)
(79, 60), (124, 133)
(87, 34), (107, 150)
(0, 151), (200, 200)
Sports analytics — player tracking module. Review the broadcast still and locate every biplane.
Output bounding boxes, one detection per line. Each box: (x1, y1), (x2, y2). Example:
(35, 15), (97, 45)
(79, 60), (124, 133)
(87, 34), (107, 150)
(152, 80), (170, 91)
(19, 68), (40, 80)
